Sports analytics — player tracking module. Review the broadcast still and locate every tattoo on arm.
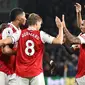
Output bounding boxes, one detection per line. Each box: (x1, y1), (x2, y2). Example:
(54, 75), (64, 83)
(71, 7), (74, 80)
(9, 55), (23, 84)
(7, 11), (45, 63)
(64, 27), (81, 44)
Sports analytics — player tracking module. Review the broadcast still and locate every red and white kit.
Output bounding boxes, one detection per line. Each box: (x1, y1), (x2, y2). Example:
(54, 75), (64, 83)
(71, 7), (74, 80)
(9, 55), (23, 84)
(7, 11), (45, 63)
(75, 33), (85, 85)
(11, 28), (54, 85)
(1, 22), (20, 85)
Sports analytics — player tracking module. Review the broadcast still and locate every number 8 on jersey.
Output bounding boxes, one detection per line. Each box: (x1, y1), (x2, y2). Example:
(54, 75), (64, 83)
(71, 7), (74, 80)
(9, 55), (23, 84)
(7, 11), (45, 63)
(25, 40), (35, 56)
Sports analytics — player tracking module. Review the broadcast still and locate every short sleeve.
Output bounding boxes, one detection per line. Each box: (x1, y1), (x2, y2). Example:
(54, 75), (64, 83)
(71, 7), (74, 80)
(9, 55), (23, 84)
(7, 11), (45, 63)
(78, 33), (85, 44)
(40, 31), (54, 44)
(11, 30), (21, 44)
(2, 27), (13, 39)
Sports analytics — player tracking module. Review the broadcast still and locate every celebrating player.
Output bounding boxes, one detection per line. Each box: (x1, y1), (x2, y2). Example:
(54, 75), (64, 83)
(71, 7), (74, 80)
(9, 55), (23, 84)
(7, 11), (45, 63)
(0, 13), (64, 85)
(0, 23), (11, 85)
(61, 13), (85, 85)
(0, 8), (26, 85)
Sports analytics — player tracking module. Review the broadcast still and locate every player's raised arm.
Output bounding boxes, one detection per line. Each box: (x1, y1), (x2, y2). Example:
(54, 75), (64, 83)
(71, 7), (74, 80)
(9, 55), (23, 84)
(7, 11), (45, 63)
(75, 3), (82, 28)
(52, 16), (63, 44)
(62, 15), (81, 44)
(40, 16), (63, 45)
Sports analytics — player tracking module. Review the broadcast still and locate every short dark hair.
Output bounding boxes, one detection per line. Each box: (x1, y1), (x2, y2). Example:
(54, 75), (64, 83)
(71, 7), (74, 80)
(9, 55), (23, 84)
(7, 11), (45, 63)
(9, 8), (24, 21)
(28, 13), (42, 26)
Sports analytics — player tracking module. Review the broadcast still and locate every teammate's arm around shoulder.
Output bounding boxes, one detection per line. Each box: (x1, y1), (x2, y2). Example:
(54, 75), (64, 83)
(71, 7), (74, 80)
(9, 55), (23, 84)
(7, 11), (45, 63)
(0, 30), (21, 47)
(52, 16), (63, 44)
(1, 27), (16, 55)
(0, 37), (13, 47)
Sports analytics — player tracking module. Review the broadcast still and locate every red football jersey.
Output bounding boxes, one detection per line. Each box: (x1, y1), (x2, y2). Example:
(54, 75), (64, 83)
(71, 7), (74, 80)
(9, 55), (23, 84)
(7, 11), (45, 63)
(1, 23), (19, 74)
(0, 33), (11, 74)
(16, 29), (44, 77)
(76, 33), (85, 78)
(7, 23), (18, 73)
(76, 44), (85, 78)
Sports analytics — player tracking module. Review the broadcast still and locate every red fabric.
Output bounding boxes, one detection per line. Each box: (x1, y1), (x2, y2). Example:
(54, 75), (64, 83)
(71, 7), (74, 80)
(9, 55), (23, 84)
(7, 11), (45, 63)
(76, 44), (85, 78)
(16, 29), (44, 77)
(6, 24), (17, 74)
(0, 24), (17, 74)
(0, 33), (11, 74)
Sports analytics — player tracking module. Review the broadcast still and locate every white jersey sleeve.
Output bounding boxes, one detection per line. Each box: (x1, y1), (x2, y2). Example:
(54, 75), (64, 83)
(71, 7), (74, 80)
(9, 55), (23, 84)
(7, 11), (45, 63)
(78, 33), (85, 44)
(40, 31), (54, 44)
(11, 30), (21, 44)
(2, 27), (13, 39)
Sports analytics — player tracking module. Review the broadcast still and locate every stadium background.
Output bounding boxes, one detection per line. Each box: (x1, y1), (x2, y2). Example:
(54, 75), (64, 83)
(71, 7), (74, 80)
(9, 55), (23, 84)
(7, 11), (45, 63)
(0, 0), (85, 85)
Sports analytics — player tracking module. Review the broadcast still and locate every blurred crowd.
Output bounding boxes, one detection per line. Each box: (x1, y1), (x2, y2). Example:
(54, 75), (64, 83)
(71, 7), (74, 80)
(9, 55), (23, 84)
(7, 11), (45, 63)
(43, 36), (79, 77)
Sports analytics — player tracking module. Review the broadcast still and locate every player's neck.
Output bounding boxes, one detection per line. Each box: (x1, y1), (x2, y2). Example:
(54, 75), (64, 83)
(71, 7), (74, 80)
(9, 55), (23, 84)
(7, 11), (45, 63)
(29, 26), (37, 30)
(11, 21), (20, 29)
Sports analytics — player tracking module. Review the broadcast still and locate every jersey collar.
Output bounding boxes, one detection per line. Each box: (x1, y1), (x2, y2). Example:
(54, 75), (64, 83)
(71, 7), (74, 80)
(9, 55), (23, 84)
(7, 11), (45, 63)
(27, 27), (37, 30)
(8, 22), (20, 31)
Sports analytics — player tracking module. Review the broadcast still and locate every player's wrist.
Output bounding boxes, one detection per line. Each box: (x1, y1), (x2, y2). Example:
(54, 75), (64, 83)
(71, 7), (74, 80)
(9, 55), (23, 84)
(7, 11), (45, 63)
(58, 26), (63, 30)
(76, 10), (81, 13)
(78, 10), (81, 13)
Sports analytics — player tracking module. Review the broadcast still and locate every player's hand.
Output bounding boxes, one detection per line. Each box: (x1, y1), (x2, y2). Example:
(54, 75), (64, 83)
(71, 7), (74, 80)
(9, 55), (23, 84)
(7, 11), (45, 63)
(55, 16), (63, 29)
(71, 44), (80, 50)
(62, 14), (66, 28)
(75, 3), (81, 13)
(50, 60), (56, 75)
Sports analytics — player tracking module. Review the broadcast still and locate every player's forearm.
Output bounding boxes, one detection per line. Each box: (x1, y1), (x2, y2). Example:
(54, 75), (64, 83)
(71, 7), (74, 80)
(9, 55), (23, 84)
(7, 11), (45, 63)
(4, 37), (13, 45)
(53, 27), (63, 44)
(2, 45), (16, 55)
(64, 27), (81, 44)
(76, 12), (80, 27)
(0, 38), (11, 47)
(77, 11), (82, 28)
(0, 37), (13, 46)
(6, 50), (16, 55)
(0, 40), (5, 47)
(57, 27), (63, 44)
